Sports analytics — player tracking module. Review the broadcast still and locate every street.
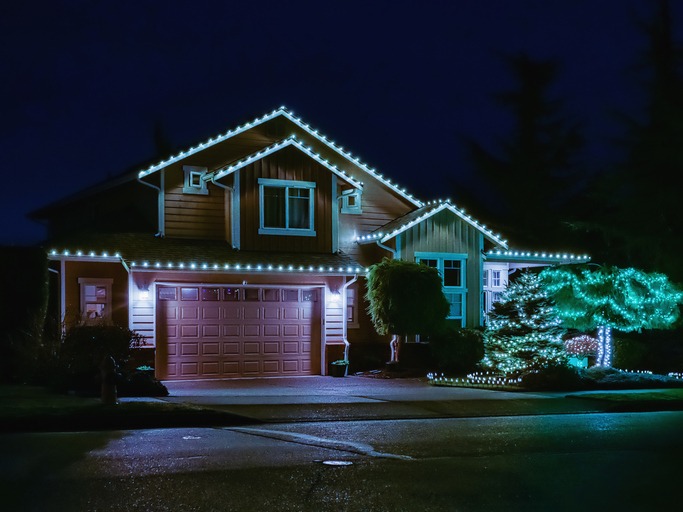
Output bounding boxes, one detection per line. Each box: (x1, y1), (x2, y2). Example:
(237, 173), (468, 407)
(2, 411), (682, 511)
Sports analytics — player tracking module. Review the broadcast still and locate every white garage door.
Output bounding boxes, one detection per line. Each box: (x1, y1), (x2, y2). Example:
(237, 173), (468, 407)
(157, 285), (321, 380)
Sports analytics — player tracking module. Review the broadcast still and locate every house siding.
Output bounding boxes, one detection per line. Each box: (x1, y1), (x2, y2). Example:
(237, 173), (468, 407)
(239, 148), (333, 253)
(164, 167), (226, 240)
(398, 210), (484, 328)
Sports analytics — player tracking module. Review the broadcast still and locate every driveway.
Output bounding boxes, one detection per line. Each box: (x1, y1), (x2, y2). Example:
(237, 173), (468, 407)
(156, 375), (609, 423)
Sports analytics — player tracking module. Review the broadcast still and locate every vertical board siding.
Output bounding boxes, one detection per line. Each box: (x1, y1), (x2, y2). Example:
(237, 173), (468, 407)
(164, 167), (226, 239)
(401, 210), (483, 328)
(240, 148), (333, 252)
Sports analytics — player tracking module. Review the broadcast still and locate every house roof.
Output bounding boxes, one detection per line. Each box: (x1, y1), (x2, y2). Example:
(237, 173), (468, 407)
(356, 200), (508, 248)
(484, 249), (591, 267)
(137, 106), (423, 207)
(45, 233), (366, 275)
(207, 136), (363, 189)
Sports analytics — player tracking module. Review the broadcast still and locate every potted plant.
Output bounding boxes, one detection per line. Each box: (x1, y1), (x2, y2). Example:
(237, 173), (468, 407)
(329, 359), (349, 377)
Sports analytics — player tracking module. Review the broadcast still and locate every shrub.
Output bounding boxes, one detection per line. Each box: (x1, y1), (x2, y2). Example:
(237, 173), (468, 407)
(56, 324), (146, 395)
(520, 363), (585, 391)
(428, 326), (485, 374)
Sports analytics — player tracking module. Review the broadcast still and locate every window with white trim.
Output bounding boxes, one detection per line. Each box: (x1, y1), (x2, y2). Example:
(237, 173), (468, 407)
(416, 252), (467, 325)
(78, 278), (113, 323)
(346, 286), (359, 329)
(491, 270), (502, 287)
(183, 165), (208, 195)
(258, 178), (316, 236)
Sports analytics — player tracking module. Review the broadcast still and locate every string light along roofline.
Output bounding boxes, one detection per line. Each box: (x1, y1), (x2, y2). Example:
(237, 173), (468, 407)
(356, 199), (508, 249)
(485, 249), (592, 263)
(208, 136), (363, 190)
(47, 249), (366, 275)
(136, 106), (423, 208)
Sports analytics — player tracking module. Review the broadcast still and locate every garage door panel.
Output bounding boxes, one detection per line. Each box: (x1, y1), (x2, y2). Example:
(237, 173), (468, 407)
(223, 325), (240, 336)
(181, 342), (199, 355)
(263, 325), (279, 336)
(202, 307), (220, 319)
(202, 342), (219, 355)
(181, 307), (199, 319)
(202, 325), (220, 337)
(159, 285), (320, 379)
(244, 342), (260, 354)
(263, 342), (280, 354)
(201, 362), (220, 375)
(282, 341), (299, 353)
(283, 307), (300, 319)
(180, 362), (199, 376)
(222, 342), (240, 354)
(180, 325), (199, 338)
(283, 325), (299, 337)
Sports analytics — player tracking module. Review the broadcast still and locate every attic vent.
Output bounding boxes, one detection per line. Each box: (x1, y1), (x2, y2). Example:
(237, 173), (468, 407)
(341, 188), (362, 214)
(183, 166), (208, 195)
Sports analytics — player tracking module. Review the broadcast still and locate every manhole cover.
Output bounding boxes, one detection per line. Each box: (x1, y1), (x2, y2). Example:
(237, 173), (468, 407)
(321, 460), (353, 466)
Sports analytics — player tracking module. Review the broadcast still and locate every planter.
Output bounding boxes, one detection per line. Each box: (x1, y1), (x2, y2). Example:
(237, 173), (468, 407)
(329, 363), (348, 378)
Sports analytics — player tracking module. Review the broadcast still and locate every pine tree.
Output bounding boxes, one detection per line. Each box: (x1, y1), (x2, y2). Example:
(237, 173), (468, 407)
(483, 271), (567, 376)
(458, 53), (585, 249)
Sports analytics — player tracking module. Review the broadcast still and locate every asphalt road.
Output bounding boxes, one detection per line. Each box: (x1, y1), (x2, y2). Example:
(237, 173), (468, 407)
(2, 410), (682, 511)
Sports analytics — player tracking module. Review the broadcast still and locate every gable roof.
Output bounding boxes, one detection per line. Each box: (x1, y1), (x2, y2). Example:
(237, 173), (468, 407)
(356, 200), (509, 248)
(207, 136), (363, 189)
(137, 106), (423, 207)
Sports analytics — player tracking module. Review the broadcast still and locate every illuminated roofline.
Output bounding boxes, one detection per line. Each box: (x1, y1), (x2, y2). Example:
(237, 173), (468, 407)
(485, 249), (591, 263)
(47, 249), (366, 275)
(355, 200), (508, 248)
(136, 106), (422, 208)
(209, 136), (363, 189)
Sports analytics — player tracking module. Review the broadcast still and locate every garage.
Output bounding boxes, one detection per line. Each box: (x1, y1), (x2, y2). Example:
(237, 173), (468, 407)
(156, 284), (322, 379)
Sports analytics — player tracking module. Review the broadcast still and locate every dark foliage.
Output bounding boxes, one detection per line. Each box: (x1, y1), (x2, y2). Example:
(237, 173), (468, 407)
(365, 258), (449, 336)
(56, 324), (146, 395)
(117, 371), (169, 397)
(428, 326), (485, 374)
(0, 246), (51, 384)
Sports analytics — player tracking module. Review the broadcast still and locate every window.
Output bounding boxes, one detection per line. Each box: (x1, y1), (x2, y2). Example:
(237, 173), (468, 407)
(491, 270), (502, 287)
(78, 278), (113, 323)
(341, 189), (362, 214)
(258, 178), (315, 236)
(183, 165), (208, 195)
(416, 253), (467, 325)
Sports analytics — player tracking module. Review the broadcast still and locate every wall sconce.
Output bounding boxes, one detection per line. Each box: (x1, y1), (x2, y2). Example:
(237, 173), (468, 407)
(138, 288), (150, 301)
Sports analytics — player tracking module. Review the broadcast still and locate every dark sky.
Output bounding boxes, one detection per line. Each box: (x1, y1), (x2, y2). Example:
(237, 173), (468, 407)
(2, 0), (680, 246)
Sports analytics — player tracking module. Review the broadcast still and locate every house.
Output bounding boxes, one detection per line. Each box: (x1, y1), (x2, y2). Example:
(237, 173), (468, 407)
(30, 107), (589, 380)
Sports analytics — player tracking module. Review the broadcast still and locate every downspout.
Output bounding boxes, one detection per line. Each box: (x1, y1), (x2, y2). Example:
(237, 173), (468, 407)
(376, 240), (396, 258)
(137, 170), (165, 237)
(340, 274), (358, 364)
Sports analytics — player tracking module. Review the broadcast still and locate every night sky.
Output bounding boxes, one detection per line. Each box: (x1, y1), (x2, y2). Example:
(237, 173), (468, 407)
(3, 0), (680, 246)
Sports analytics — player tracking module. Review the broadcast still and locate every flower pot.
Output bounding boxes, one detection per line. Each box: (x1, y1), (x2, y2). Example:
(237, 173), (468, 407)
(329, 363), (348, 377)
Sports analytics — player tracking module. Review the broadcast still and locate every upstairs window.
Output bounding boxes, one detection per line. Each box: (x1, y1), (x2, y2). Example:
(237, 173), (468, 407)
(183, 165), (208, 195)
(258, 178), (316, 236)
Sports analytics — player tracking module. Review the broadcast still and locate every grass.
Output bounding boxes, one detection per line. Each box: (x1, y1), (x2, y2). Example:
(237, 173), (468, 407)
(0, 385), (256, 432)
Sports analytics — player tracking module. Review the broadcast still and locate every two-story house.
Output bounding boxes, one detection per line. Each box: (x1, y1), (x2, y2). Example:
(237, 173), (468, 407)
(30, 107), (589, 380)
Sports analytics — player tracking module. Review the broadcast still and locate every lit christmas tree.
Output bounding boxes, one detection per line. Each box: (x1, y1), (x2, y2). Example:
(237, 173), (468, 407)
(483, 270), (567, 376)
(540, 264), (683, 367)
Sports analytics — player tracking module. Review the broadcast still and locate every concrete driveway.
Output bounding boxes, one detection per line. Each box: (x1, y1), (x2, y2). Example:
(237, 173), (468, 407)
(157, 375), (607, 423)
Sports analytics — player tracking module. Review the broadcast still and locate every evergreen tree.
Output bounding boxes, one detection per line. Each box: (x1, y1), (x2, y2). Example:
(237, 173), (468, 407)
(459, 53), (585, 249)
(587, 0), (683, 284)
(483, 271), (567, 376)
